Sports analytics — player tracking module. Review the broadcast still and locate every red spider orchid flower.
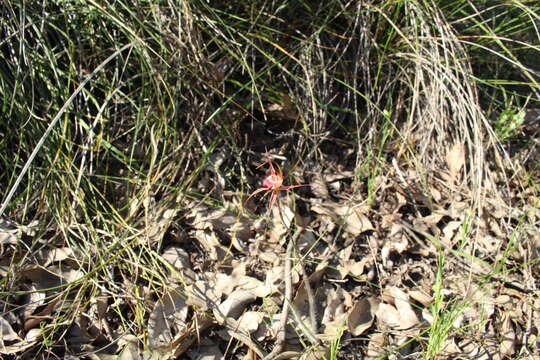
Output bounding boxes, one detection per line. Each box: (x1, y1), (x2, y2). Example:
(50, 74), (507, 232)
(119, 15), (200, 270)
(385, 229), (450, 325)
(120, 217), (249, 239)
(246, 159), (309, 211)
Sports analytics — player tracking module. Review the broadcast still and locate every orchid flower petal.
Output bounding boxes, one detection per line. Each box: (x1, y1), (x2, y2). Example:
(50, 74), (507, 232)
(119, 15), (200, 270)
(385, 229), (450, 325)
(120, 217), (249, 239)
(245, 187), (269, 202)
(280, 184), (310, 190)
(268, 192), (278, 210)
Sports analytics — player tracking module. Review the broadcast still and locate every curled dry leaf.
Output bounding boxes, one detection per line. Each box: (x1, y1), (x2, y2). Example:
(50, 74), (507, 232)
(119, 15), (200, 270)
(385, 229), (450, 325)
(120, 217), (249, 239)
(234, 276), (271, 298)
(337, 258), (367, 280)
(161, 246), (196, 283)
(366, 333), (386, 359)
(265, 265), (300, 295)
(446, 141), (466, 182)
(190, 205), (251, 260)
(192, 229), (232, 262)
(19, 265), (84, 290)
(292, 266), (327, 331)
(347, 297), (379, 336)
(310, 172), (330, 198)
(0, 315), (21, 344)
(321, 286), (352, 339)
(214, 289), (257, 324)
(236, 311), (265, 335)
(376, 303), (401, 329)
(377, 287), (419, 330)
(296, 229), (316, 252)
(408, 290), (432, 307)
(36, 247), (74, 267)
(0, 219), (21, 246)
(215, 265), (271, 298)
(148, 288), (189, 351)
(190, 206), (251, 243)
(499, 315), (516, 357)
(299, 347), (329, 360)
(441, 220), (462, 247)
(117, 334), (140, 360)
(312, 202), (373, 236)
(21, 284), (46, 321)
(186, 279), (222, 312)
(146, 206), (179, 244)
(24, 295), (61, 331)
(269, 201), (296, 243)
(0, 316), (41, 354)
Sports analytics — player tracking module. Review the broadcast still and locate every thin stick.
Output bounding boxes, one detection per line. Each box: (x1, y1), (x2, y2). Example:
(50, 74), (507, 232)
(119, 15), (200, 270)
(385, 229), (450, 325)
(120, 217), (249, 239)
(263, 236), (294, 360)
(297, 257), (319, 335)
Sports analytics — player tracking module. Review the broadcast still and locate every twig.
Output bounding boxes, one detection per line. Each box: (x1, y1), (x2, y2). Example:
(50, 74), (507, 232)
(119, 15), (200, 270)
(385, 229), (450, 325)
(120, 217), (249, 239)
(297, 258), (319, 335)
(263, 232), (295, 360)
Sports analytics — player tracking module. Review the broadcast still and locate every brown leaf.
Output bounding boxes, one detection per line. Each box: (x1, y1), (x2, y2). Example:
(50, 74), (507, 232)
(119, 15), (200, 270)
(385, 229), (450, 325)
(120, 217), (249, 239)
(148, 288), (189, 351)
(0, 220), (20, 245)
(186, 278), (222, 311)
(236, 311), (264, 335)
(366, 333), (386, 359)
(19, 265), (83, 289)
(312, 202), (373, 236)
(117, 334), (140, 360)
(310, 172), (330, 198)
(321, 287), (352, 339)
(0, 315), (21, 344)
(377, 287), (419, 329)
(214, 289), (257, 324)
(347, 297), (379, 336)
(376, 303), (401, 328)
(161, 246), (196, 283)
(0, 316), (41, 354)
(446, 142), (466, 182)
(499, 315), (516, 357)
(37, 247), (74, 267)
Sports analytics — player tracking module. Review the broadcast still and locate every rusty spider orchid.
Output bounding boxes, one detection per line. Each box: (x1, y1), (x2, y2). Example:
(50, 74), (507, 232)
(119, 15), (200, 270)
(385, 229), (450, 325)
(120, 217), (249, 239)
(245, 160), (309, 211)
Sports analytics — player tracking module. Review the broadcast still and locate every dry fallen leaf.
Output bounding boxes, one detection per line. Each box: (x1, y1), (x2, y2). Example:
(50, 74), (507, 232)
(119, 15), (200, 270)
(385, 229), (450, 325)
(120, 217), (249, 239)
(214, 289), (257, 324)
(117, 334), (140, 360)
(0, 219), (21, 246)
(186, 278), (222, 312)
(366, 333), (386, 359)
(0, 317), (40, 354)
(377, 287), (419, 330)
(376, 303), (401, 328)
(236, 311), (265, 335)
(19, 264), (84, 290)
(312, 202), (374, 236)
(37, 247), (74, 267)
(187, 338), (224, 360)
(148, 288), (189, 351)
(0, 315), (21, 344)
(310, 172), (330, 198)
(161, 246), (196, 283)
(320, 286), (352, 339)
(499, 315), (516, 357)
(214, 264), (271, 298)
(347, 297), (379, 336)
(446, 141), (466, 182)
(265, 266), (300, 295)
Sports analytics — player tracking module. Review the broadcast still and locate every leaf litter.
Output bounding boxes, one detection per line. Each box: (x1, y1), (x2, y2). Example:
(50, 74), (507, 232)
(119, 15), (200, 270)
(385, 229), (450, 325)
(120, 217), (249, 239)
(1, 148), (539, 359)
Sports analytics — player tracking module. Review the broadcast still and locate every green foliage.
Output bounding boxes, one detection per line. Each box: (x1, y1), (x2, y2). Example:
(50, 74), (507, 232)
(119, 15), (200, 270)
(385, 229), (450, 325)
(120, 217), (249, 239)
(495, 107), (526, 142)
